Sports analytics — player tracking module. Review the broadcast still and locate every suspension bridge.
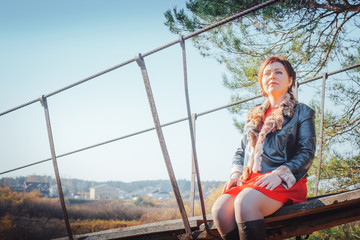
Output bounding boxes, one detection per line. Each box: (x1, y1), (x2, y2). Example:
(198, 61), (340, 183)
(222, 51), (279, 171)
(1, 0), (360, 239)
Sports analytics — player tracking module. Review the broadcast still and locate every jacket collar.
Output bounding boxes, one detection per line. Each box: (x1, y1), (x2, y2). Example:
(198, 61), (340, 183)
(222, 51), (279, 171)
(245, 92), (296, 133)
(242, 92), (297, 174)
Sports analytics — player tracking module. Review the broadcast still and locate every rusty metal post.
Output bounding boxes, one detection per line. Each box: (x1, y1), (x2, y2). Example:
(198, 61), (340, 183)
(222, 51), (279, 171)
(314, 73), (328, 196)
(39, 95), (73, 240)
(135, 54), (193, 239)
(189, 113), (197, 217)
(180, 37), (211, 233)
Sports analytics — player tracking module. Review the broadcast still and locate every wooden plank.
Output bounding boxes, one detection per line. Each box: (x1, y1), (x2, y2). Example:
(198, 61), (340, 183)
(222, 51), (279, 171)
(267, 207), (360, 239)
(53, 189), (360, 240)
(55, 217), (202, 240)
(266, 198), (360, 239)
(196, 189), (360, 239)
(267, 189), (360, 222)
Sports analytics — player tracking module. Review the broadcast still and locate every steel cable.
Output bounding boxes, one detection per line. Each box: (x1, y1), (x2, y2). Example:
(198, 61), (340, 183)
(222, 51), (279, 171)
(1, 0), (280, 118)
(1, 61), (359, 176)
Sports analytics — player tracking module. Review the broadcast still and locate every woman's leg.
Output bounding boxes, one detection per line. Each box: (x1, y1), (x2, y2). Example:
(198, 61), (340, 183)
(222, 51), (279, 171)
(234, 188), (284, 221)
(234, 188), (284, 239)
(211, 194), (237, 237)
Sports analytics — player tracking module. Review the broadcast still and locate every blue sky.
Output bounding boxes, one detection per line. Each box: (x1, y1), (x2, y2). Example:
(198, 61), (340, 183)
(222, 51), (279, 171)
(0, 0), (338, 183)
(0, 0), (245, 182)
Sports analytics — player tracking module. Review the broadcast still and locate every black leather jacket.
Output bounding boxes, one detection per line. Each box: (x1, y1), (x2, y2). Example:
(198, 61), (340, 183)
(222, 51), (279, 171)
(232, 102), (316, 184)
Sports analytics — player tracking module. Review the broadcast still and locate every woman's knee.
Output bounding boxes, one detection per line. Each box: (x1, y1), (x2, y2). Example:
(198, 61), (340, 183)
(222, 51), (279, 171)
(211, 194), (235, 222)
(212, 194), (237, 235)
(234, 189), (263, 222)
(211, 200), (221, 220)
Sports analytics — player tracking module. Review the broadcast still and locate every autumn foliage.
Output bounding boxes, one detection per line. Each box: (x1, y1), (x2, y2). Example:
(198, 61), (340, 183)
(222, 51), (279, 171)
(0, 185), (223, 240)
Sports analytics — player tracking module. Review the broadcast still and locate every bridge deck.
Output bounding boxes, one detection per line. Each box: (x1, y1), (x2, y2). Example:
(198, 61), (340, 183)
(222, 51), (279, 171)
(54, 188), (360, 240)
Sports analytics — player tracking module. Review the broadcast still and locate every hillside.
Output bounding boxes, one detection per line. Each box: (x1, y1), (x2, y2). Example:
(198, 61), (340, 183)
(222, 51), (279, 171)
(0, 175), (223, 199)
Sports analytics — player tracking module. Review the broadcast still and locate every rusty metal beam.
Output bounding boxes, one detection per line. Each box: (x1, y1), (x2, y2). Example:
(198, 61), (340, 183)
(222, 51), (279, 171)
(135, 53), (193, 239)
(180, 37), (211, 233)
(189, 113), (197, 217)
(39, 96), (73, 240)
(314, 73), (328, 196)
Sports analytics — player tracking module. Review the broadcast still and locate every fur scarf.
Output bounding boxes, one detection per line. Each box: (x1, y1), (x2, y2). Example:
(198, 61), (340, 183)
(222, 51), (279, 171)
(239, 92), (296, 182)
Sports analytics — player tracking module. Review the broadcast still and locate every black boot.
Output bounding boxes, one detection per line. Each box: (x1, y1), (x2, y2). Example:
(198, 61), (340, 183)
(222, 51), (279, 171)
(238, 219), (266, 240)
(221, 228), (239, 240)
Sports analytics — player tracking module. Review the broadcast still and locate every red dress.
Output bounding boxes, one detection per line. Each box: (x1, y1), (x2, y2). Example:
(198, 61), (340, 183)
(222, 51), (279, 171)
(222, 107), (308, 204)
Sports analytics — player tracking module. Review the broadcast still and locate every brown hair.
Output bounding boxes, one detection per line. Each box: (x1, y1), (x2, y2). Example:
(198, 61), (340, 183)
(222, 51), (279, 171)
(258, 56), (296, 96)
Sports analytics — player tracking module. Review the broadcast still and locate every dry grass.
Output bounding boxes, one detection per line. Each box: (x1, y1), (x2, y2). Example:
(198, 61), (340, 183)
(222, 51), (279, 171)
(2, 186), (359, 240)
(0, 186), (223, 239)
(0, 187), (151, 239)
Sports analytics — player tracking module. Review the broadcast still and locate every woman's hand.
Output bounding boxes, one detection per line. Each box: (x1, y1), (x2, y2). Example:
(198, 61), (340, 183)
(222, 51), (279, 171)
(222, 172), (241, 194)
(254, 172), (282, 191)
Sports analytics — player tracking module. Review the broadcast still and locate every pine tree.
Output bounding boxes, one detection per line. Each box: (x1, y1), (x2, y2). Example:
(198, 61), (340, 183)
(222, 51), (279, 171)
(164, 0), (360, 192)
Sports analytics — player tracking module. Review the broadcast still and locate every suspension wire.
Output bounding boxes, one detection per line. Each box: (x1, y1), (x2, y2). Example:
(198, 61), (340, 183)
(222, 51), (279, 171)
(0, 0), (279, 118)
(45, 58), (136, 98)
(183, 0), (280, 40)
(0, 116), (188, 176)
(298, 63), (360, 86)
(1, 63), (359, 176)
(0, 98), (40, 117)
(0, 58), (136, 117)
(0, 94), (258, 176)
(197, 95), (261, 117)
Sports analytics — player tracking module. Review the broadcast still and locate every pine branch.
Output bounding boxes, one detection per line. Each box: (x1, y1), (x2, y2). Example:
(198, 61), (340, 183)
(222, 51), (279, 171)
(305, 2), (360, 12)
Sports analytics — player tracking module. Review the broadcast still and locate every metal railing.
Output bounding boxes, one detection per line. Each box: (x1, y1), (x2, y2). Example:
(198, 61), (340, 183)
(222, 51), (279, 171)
(1, 0), (359, 238)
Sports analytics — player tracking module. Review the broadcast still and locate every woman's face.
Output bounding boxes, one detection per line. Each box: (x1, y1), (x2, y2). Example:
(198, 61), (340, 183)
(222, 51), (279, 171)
(261, 62), (292, 98)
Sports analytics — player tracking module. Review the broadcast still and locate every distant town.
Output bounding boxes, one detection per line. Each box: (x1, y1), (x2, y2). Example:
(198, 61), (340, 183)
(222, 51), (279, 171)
(0, 175), (223, 201)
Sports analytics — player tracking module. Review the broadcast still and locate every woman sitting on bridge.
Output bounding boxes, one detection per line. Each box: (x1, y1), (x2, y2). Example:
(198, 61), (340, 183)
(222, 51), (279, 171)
(212, 56), (316, 240)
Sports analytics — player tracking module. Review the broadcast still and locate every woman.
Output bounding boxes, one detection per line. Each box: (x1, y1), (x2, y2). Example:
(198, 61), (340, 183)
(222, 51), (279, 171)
(212, 56), (316, 240)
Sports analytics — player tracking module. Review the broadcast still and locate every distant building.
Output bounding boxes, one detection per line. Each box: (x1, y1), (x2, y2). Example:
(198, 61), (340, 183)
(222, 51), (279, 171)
(49, 184), (59, 197)
(23, 181), (50, 197)
(129, 186), (157, 199)
(118, 189), (131, 199)
(11, 186), (25, 192)
(89, 184), (119, 200)
(77, 191), (90, 200)
(148, 189), (171, 200)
